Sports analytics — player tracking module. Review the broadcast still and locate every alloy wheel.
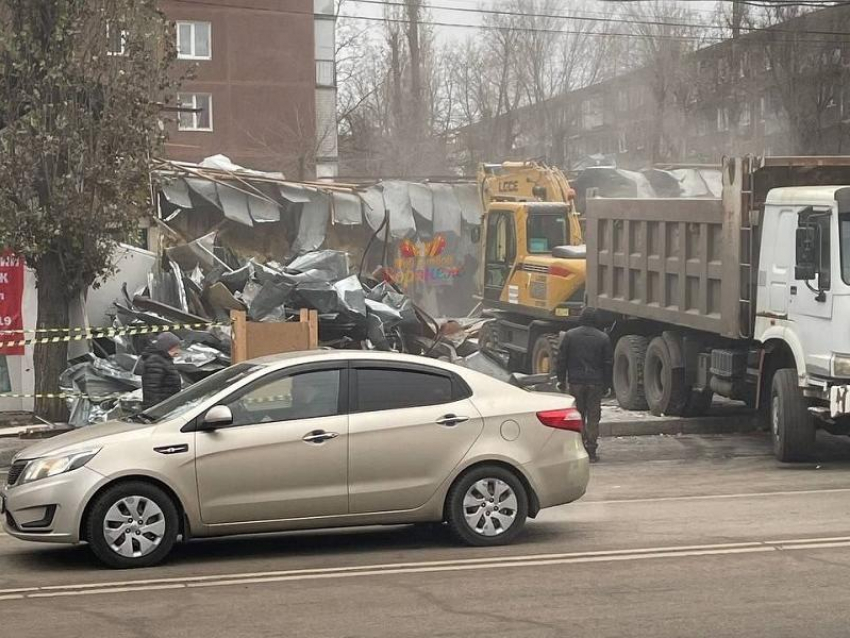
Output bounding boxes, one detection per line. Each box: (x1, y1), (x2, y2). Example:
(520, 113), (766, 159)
(462, 478), (518, 537)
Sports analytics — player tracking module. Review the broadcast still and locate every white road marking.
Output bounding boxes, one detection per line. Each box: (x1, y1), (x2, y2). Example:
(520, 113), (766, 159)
(2, 535), (850, 602)
(578, 487), (850, 505)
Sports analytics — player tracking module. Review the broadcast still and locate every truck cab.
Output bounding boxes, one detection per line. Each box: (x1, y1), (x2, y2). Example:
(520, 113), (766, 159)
(757, 186), (850, 428)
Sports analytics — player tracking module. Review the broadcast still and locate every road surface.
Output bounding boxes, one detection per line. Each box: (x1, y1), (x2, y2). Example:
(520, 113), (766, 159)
(2, 432), (850, 637)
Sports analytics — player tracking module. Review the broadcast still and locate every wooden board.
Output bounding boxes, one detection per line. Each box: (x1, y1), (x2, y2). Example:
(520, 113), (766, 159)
(231, 310), (319, 363)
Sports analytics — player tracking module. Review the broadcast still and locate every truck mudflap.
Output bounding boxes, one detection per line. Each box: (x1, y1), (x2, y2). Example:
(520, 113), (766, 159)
(829, 385), (850, 418)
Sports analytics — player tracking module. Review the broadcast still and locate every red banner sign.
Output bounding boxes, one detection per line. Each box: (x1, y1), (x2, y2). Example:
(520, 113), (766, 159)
(0, 252), (24, 356)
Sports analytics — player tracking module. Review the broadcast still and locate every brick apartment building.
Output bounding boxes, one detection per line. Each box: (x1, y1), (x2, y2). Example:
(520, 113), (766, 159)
(458, 4), (850, 172)
(159, 0), (338, 178)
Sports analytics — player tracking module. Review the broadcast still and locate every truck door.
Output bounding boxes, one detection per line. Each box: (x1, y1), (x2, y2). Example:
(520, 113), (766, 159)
(789, 208), (834, 376)
(484, 210), (516, 302)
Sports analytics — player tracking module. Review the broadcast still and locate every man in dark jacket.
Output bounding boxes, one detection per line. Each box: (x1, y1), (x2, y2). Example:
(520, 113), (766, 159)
(555, 308), (612, 462)
(140, 332), (182, 409)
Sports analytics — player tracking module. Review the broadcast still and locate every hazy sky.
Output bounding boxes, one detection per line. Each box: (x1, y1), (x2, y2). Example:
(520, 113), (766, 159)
(340, 0), (723, 41)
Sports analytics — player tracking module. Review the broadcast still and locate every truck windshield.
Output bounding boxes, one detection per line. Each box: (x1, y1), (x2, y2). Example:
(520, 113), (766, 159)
(841, 213), (850, 285)
(527, 214), (567, 254)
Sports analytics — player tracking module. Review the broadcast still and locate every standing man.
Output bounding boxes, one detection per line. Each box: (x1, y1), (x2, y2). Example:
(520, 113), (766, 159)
(555, 308), (612, 462)
(139, 332), (182, 409)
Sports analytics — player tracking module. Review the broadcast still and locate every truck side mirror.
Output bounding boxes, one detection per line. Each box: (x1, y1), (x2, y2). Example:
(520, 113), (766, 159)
(795, 226), (818, 281)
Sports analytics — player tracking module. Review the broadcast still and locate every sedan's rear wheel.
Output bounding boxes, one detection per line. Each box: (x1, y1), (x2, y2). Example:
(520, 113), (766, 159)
(86, 481), (179, 569)
(446, 466), (528, 546)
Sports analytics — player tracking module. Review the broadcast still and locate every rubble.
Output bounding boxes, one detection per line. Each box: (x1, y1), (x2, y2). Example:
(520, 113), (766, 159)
(62, 244), (507, 426)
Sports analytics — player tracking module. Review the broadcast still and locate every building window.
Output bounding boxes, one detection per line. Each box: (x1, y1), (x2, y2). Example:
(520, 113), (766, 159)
(106, 23), (127, 56)
(177, 21), (212, 60)
(316, 60), (335, 87)
(717, 107), (730, 132)
(177, 93), (213, 131)
(697, 116), (708, 137)
(617, 89), (629, 112)
(618, 131), (627, 153)
(581, 96), (604, 129)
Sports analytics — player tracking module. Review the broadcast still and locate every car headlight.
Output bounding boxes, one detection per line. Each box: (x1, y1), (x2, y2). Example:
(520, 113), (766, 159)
(18, 449), (101, 486)
(833, 355), (850, 378)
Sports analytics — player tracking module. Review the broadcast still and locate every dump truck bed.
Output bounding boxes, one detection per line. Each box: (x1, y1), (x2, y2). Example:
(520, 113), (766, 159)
(585, 156), (850, 340)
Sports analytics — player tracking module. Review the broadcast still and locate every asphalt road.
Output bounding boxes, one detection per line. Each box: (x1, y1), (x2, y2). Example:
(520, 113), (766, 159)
(3, 431), (850, 637)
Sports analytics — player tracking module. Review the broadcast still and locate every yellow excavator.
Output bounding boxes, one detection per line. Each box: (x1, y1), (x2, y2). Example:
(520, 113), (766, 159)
(476, 161), (587, 374)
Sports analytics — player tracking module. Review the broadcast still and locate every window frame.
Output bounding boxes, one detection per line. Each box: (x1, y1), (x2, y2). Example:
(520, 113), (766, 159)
(798, 208), (833, 291)
(348, 361), (471, 414)
(191, 362), (349, 431)
(526, 212), (568, 255)
(177, 93), (213, 132)
(176, 20), (212, 61)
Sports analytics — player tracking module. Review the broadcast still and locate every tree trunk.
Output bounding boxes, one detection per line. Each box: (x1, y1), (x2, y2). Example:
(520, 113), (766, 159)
(405, 0), (423, 137)
(33, 253), (70, 423)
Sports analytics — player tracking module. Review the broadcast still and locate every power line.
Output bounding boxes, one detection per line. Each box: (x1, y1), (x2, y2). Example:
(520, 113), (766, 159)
(169, 0), (850, 46)
(348, 0), (850, 38)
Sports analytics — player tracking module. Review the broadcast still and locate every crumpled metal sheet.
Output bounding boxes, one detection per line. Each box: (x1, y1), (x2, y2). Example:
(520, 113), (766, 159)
(292, 192), (331, 254)
(167, 232), (231, 273)
(247, 279), (294, 321)
(279, 183), (315, 204)
(332, 191), (362, 225)
(162, 179), (193, 208)
(367, 282), (418, 328)
(459, 350), (511, 382)
(381, 181), (415, 239)
(288, 250), (349, 282)
(333, 275), (368, 317)
(360, 187), (386, 232)
(430, 183), (462, 237)
(408, 183), (434, 222)
(219, 263), (252, 294)
(186, 178), (221, 208)
(247, 191), (281, 223)
(216, 183), (254, 227)
(452, 183), (483, 226)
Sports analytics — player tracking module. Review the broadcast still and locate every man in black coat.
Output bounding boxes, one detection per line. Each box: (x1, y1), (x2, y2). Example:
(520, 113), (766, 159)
(140, 332), (182, 409)
(555, 308), (612, 462)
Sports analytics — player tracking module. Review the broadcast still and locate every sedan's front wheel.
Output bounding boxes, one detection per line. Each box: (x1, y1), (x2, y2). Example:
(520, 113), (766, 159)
(86, 481), (179, 569)
(446, 466), (528, 546)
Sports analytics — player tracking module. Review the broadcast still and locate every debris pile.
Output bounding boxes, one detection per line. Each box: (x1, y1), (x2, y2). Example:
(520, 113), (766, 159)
(62, 247), (499, 426)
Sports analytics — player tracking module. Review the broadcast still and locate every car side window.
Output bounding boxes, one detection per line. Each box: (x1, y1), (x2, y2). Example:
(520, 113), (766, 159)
(356, 368), (454, 412)
(227, 369), (341, 426)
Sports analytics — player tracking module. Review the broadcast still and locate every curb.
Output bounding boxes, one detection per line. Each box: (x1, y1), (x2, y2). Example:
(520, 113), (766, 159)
(600, 414), (760, 438)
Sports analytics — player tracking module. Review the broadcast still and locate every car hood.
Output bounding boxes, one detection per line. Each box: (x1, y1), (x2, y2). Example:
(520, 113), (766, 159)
(13, 420), (155, 462)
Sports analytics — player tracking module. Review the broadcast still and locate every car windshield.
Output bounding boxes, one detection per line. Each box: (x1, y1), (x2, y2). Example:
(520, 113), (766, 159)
(841, 213), (850, 285)
(527, 214), (567, 254)
(127, 363), (263, 424)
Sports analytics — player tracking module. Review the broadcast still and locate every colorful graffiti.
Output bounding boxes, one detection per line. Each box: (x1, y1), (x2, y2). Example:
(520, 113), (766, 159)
(389, 235), (462, 287)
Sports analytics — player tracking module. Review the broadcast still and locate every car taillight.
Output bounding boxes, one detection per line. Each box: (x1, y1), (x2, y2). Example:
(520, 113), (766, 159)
(548, 265), (572, 278)
(537, 408), (583, 432)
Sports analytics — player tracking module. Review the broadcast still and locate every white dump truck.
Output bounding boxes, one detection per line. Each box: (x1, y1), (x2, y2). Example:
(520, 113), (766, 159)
(584, 156), (850, 461)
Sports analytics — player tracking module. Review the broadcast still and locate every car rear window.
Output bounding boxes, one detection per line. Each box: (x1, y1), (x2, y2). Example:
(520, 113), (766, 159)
(355, 368), (454, 412)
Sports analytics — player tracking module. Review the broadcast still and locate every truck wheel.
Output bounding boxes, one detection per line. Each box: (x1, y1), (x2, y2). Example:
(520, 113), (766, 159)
(613, 335), (648, 410)
(644, 337), (688, 416)
(771, 368), (815, 462)
(531, 333), (560, 375)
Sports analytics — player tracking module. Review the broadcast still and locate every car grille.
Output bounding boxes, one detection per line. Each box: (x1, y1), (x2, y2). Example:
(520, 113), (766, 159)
(6, 461), (26, 486)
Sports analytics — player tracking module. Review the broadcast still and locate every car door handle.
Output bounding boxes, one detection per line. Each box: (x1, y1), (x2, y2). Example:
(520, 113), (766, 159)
(302, 430), (339, 444)
(436, 414), (469, 427)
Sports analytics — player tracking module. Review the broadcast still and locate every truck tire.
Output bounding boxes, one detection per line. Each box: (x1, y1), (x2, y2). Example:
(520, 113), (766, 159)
(613, 335), (648, 411)
(644, 336), (689, 416)
(771, 368), (815, 462)
(531, 333), (560, 375)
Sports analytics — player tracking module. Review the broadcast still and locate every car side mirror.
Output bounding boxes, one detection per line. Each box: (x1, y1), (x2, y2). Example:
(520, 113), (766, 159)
(795, 226), (818, 281)
(199, 405), (233, 431)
